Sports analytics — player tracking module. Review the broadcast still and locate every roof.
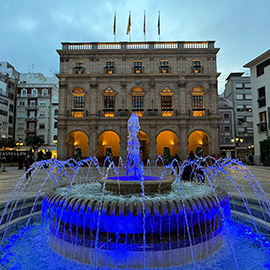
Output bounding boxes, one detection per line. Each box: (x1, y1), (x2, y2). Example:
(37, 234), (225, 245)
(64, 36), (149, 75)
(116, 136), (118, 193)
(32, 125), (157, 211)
(225, 72), (244, 81)
(244, 49), (270, 68)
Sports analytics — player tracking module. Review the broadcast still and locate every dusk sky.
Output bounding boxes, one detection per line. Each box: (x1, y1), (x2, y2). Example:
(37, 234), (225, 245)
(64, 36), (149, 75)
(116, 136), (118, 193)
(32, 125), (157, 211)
(0, 0), (269, 93)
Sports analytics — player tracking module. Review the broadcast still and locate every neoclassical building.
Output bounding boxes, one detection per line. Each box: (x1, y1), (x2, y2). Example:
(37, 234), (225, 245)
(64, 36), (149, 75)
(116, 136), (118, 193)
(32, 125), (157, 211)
(56, 41), (220, 161)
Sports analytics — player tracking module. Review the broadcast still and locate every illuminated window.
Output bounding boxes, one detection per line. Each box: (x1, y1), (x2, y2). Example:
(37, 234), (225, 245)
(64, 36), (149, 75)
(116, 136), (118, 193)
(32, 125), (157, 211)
(191, 86), (205, 116)
(192, 60), (201, 73)
(105, 61), (114, 74)
(160, 88), (173, 116)
(74, 61), (84, 74)
(103, 88), (116, 117)
(134, 61), (143, 73)
(160, 60), (169, 73)
(72, 88), (85, 117)
(131, 87), (144, 116)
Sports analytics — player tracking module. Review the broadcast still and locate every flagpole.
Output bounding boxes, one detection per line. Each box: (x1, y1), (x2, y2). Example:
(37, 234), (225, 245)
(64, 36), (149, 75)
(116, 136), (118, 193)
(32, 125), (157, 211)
(129, 11), (131, 42)
(158, 11), (161, 41)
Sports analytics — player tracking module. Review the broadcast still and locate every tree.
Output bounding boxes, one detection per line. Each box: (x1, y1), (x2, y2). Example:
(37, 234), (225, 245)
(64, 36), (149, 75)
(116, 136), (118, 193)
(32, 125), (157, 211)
(25, 135), (44, 150)
(0, 138), (15, 149)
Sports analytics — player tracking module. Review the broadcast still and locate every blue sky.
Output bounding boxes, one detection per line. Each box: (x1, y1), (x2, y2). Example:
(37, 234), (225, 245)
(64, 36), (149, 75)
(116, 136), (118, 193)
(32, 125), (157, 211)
(0, 0), (269, 93)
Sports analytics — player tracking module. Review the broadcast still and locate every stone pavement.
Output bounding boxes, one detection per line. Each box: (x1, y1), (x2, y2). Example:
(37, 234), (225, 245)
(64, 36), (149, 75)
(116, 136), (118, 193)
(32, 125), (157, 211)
(0, 164), (270, 206)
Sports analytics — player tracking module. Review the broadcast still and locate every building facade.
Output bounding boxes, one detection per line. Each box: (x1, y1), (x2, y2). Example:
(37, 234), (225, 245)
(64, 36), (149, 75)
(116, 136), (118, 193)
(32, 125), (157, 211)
(224, 73), (253, 159)
(218, 95), (235, 157)
(244, 50), (270, 164)
(0, 62), (20, 140)
(16, 73), (59, 154)
(57, 41), (221, 161)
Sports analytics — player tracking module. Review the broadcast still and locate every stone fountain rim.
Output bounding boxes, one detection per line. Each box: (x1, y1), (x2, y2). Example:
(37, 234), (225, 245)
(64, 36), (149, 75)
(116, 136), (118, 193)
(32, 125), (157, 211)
(45, 181), (229, 216)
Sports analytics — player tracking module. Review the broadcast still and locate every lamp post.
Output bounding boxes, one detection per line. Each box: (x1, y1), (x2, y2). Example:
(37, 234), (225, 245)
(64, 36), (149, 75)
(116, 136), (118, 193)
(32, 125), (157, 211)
(231, 137), (244, 158)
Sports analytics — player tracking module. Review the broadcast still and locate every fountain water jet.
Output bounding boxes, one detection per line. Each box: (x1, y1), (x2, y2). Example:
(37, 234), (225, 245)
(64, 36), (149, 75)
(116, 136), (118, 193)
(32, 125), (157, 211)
(0, 114), (269, 269)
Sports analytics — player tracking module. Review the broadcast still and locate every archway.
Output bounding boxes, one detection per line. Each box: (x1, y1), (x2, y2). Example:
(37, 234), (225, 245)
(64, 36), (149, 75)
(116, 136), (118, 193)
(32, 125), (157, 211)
(188, 130), (209, 156)
(138, 131), (149, 163)
(66, 131), (89, 158)
(98, 131), (120, 163)
(156, 131), (178, 157)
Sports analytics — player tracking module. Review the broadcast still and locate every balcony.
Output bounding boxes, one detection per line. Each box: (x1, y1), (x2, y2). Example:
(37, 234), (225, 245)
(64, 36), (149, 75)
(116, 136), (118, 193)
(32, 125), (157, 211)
(191, 66), (203, 73)
(73, 67), (85, 75)
(192, 108), (206, 117)
(159, 66), (171, 73)
(62, 41), (215, 51)
(258, 122), (267, 132)
(132, 108), (144, 117)
(257, 97), (266, 108)
(134, 67), (144, 74)
(104, 67), (115, 74)
(103, 108), (115, 117)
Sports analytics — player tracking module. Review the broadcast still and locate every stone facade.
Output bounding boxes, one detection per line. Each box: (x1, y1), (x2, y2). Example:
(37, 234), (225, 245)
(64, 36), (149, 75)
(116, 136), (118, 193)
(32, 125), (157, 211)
(56, 41), (220, 161)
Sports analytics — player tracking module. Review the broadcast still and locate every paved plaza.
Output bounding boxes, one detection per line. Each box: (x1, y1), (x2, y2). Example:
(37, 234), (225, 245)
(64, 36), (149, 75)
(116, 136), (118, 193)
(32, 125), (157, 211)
(0, 164), (270, 206)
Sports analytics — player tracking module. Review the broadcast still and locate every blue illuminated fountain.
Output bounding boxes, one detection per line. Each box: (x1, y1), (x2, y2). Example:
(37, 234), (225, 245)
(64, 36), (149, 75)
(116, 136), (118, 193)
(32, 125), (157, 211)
(0, 113), (270, 269)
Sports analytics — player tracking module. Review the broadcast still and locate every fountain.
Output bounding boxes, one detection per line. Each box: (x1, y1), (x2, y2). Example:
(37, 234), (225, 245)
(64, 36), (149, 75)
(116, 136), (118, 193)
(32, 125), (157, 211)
(0, 113), (270, 269)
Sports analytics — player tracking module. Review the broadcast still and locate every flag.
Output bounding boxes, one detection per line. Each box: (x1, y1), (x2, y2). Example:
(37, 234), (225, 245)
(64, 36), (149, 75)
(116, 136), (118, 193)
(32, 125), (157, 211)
(143, 11), (146, 36)
(113, 12), (116, 36)
(157, 11), (160, 35)
(126, 12), (131, 35)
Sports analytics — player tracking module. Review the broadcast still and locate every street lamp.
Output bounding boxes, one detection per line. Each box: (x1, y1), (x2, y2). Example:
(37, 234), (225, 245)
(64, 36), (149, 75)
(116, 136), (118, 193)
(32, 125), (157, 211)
(231, 137), (244, 158)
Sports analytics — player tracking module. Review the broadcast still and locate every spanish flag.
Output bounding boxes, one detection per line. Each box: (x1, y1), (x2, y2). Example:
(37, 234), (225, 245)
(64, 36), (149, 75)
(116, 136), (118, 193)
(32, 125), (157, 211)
(126, 12), (131, 35)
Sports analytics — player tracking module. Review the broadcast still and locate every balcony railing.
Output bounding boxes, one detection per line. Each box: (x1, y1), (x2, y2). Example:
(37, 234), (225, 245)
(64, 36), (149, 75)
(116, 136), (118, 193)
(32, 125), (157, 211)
(62, 41), (215, 51)
(73, 67), (85, 75)
(258, 122), (267, 132)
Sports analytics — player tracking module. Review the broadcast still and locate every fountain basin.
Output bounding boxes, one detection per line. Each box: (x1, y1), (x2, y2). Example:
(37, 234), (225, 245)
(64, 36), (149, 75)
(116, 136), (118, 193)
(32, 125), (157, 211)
(43, 181), (230, 268)
(98, 175), (174, 194)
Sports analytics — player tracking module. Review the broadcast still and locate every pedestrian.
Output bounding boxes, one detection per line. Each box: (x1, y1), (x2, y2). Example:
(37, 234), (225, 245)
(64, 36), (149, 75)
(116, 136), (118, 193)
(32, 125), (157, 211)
(1, 154), (7, 172)
(25, 154), (33, 179)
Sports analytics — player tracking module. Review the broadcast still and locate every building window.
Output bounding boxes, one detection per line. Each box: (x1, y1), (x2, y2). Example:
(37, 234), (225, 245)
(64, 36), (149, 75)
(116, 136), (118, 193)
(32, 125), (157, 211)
(160, 88), (173, 116)
(42, 89), (48, 97)
(29, 122), (35, 131)
(256, 58), (270, 77)
(192, 60), (201, 73)
(74, 61), (84, 74)
(236, 105), (244, 112)
(54, 122), (58, 128)
(30, 100), (36, 108)
(235, 83), (243, 89)
(237, 117), (244, 125)
(134, 61), (143, 73)
(39, 101), (46, 106)
(0, 98), (8, 106)
(246, 117), (253, 123)
(31, 89), (38, 97)
(131, 86), (145, 116)
(105, 61), (114, 74)
(246, 105), (252, 112)
(72, 88), (85, 117)
(21, 89), (27, 97)
(54, 109), (58, 116)
(245, 94), (252, 100)
(103, 88), (116, 117)
(238, 127), (245, 134)
(19, 101), (25, 106)
(224, 126), (230, 131)
(247, 127), (254, 133)
(53, 135), (57, 143)
(236, 94), (243, 100)
(224, 113), (229, 118)
(18, 123), (24, 129)
(18, 112), (25, 118)
(30, 111), (36, 118)
(244, 83), (251, 89)
(39, 113), (46, 117)
(258, 111), (267, 132)
(160, 60), (170, 73)
(257, 86), (266, 108)
(39, 123), (45, 129)
(225, 138), (231, 143)
(191, 86), (205, 116)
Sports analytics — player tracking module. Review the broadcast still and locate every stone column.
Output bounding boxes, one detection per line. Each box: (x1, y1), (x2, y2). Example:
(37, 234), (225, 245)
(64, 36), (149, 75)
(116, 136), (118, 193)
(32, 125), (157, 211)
(88, 125), (98, 156)
(179, 124), (188, 160)
(120, 125), (127, 159)
(57, 124), (67, 160)
(89, 79), (98, 115)
(209, 122), (220, 155)
(148, 124), (156, 163)
(58, 79), (67, 116)
(178, 78), (186, 115)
